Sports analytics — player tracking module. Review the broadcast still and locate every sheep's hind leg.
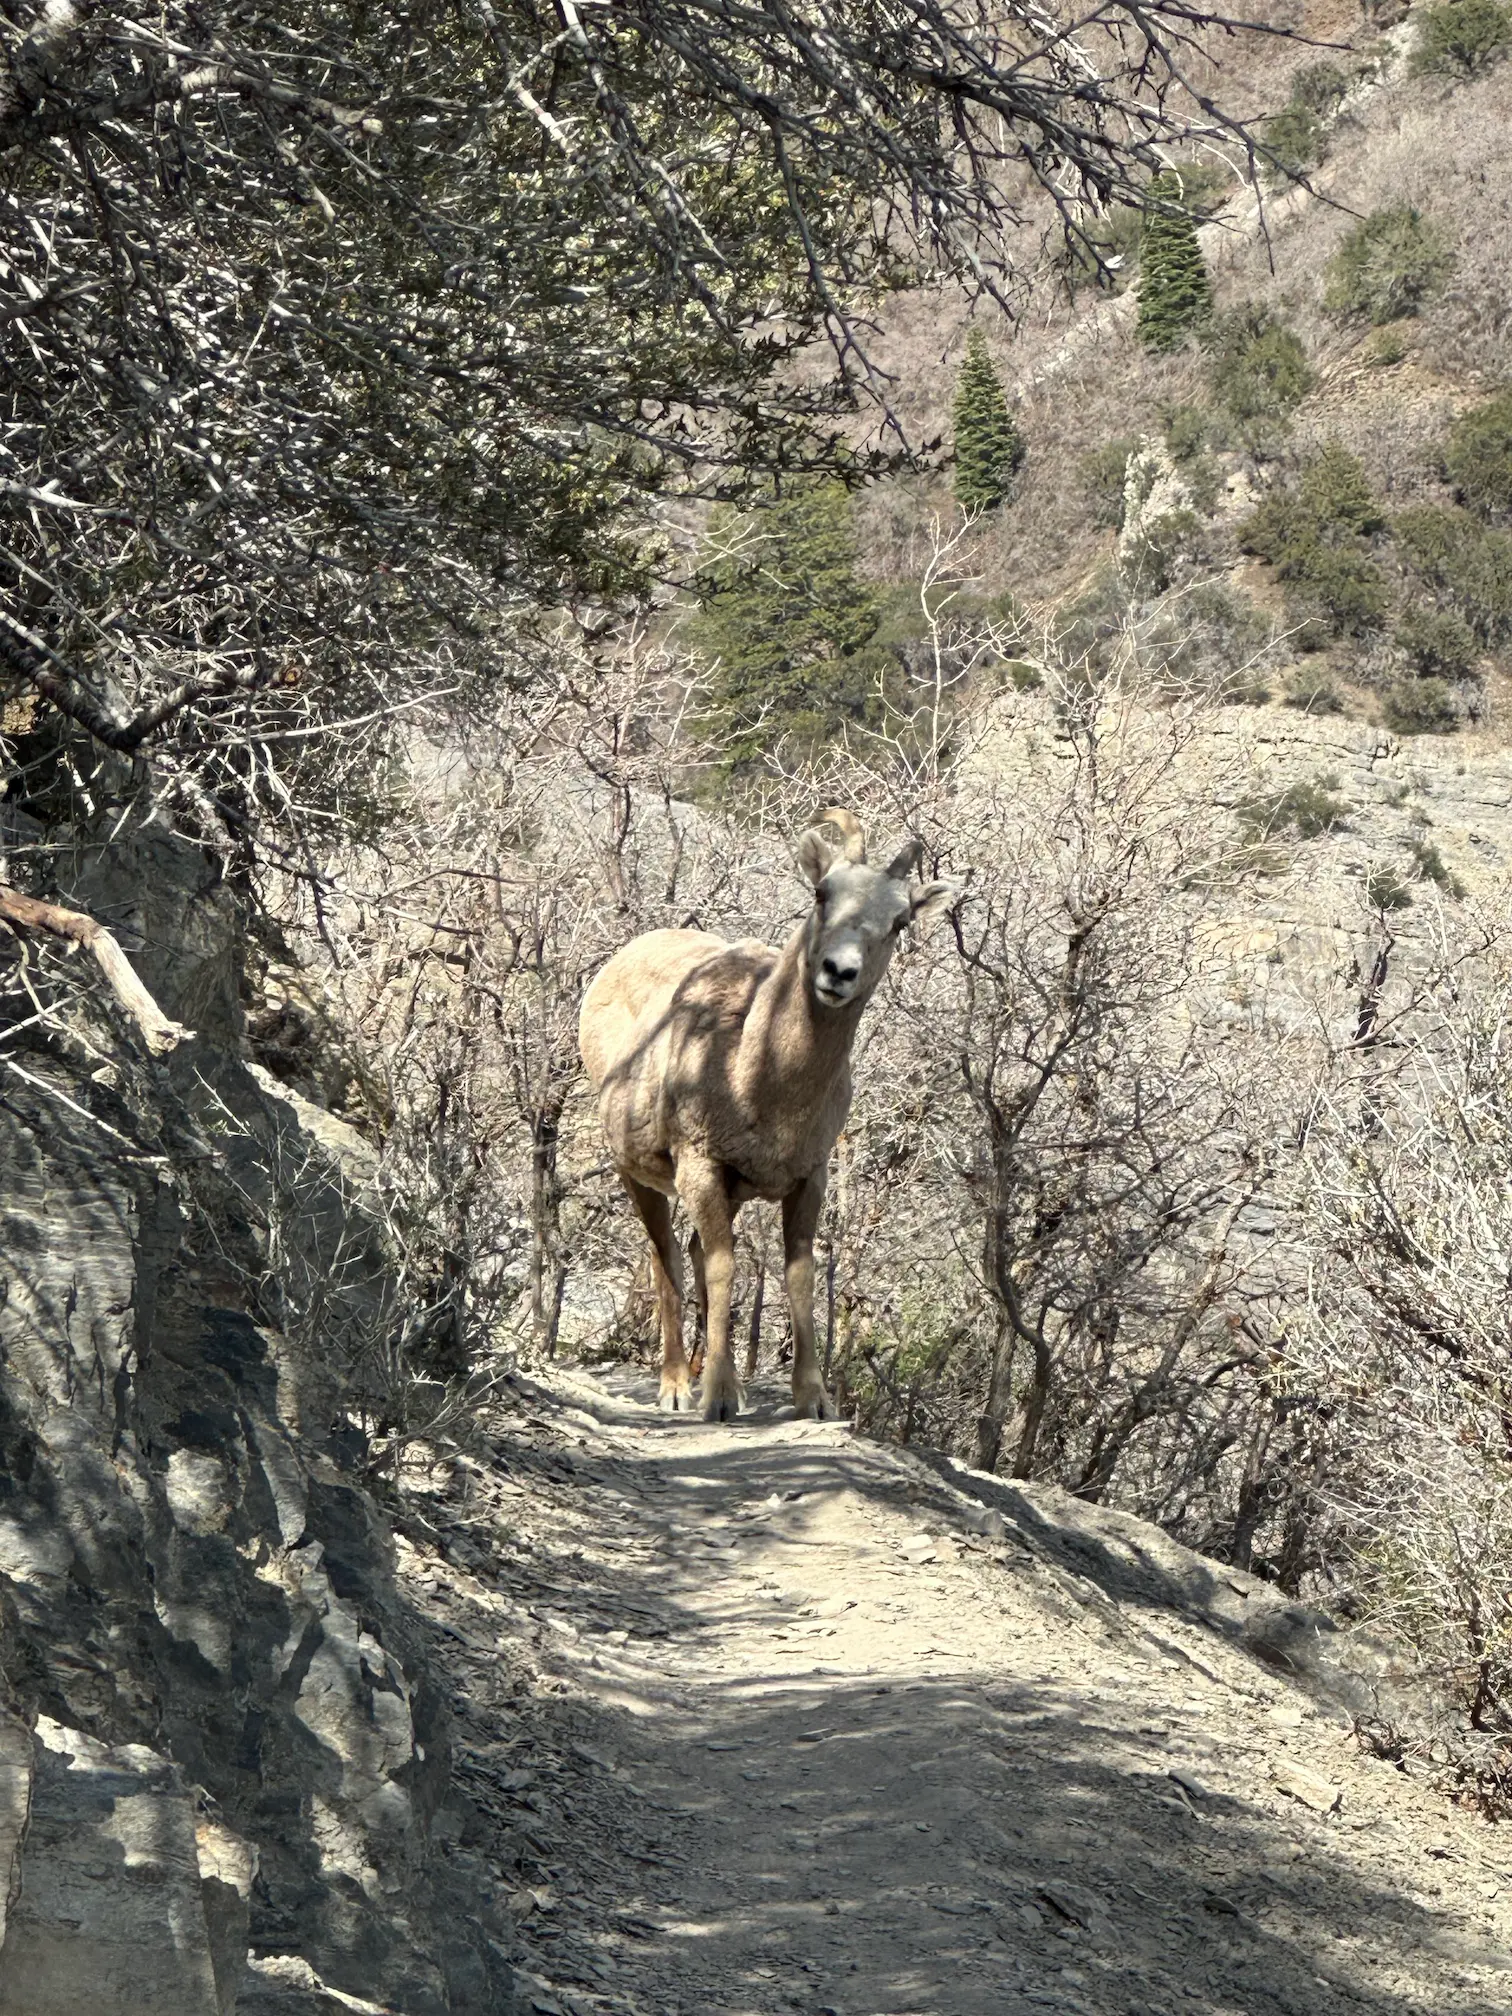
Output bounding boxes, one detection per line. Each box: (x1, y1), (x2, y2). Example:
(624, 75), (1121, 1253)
(783, 1175), (835, 1420)
(622, 1177), (693, 1411)
(676, 1158), (741, 1423)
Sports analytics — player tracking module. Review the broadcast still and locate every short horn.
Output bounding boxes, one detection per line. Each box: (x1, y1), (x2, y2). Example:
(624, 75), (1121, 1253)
(812, 806), (866, 864)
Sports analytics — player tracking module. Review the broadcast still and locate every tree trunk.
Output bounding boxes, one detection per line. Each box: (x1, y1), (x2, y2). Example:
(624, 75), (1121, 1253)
(823, 1240), (837, 1380)
(1011, 1335), (1053, 1477)
(974, 1314), (1016, 1473)
(529, 1105), (563, 1346)
(544, 1260), (569, 1360)
(1074, 1194), (1247, 1504)
(1230, 1398), (1278, 1573)
(744, 1262), (765, 1379)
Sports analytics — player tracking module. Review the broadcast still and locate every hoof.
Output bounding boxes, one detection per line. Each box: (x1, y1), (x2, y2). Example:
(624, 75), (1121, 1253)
(700, 1367), (743, 1423)
(659, 1371), (694, 1413)
(793, 1382), (835, 1421)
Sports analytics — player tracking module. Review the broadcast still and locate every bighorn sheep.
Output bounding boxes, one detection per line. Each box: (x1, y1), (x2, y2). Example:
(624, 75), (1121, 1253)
(579, 809), (953, 1421)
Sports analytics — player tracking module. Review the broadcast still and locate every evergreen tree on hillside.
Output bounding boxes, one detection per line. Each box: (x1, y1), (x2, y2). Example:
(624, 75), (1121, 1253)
(1137, 173), (1214, 351)
(691, 483), (884, 772)
(952, 330), (1025, 513)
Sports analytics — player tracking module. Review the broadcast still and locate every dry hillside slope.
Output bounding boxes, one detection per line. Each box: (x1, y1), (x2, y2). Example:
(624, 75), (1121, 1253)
(398, 1361), (1512, 2016)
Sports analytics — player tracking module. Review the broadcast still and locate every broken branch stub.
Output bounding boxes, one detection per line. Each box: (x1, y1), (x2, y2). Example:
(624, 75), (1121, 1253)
(0, 884), (195, 1055)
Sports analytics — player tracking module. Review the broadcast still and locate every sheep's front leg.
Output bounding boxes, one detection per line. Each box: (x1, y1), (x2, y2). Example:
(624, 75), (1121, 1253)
(783, 1175), (835, 1421)
(622, 1176), (693, 1411)
(676, 1158), (741, 1423)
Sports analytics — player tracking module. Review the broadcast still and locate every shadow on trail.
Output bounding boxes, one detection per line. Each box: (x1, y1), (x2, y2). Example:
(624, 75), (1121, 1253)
(433, 1367), (1503, 2016)
(607, 1675), (1494, 2016)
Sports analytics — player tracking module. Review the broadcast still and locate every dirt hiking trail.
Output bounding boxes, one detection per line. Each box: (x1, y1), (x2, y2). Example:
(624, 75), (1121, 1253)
(396, 1364), (1512, 2016)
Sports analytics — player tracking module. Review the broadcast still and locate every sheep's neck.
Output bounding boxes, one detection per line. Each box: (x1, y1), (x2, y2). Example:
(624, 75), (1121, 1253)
(735, 921), (862, 1118)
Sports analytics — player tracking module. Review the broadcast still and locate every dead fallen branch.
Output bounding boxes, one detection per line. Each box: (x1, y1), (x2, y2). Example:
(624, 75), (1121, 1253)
(0, 883), (194, 1054)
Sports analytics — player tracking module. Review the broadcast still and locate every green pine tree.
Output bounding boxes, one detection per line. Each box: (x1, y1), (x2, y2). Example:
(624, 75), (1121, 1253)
(952, 329), (1024, 513)
(690, 482), (885, 773)
(1136, 172), (1214, 352)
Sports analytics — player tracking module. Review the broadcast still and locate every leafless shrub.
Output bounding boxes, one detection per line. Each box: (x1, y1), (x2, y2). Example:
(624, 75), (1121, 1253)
(1294, 900), (1512, 1729)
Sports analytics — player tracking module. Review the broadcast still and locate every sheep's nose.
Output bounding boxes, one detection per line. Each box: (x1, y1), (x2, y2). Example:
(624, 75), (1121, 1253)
(821, 955), (860, 985)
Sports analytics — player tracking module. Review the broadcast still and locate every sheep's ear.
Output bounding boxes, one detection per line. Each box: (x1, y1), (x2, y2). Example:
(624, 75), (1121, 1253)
(908, 879), (957, 932)
(885, 839), (925, 882)
(798, 830), (837, 886)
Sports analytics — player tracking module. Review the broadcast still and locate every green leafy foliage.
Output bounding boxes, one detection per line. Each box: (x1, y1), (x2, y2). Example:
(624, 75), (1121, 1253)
(1386, 677), (1461, 734)
(1209, 308), (1316, 426)
(1363, 326), (1409, 367)
(1161, 160), (1235, 215)
(1324, 207), (1456, 324)
(1262, 63), (1349, 185)
(1291, 60), (1352, 111)
(1164, 406), (1211, 461)
(952, 330), (1025, 514)
(1240, 446), (1388, 641)
(1411, 0), (1512, 73)
(1408, 836), (1467, 894)
(691, 483), (884, 771)
(1123, 510), (1207, 596)
(1297, 549), (1392, 639)
(1366, 864), (1416, 909)
(1301, 443), (1389, 536)
(1063, 204), (1144, 294)
(1444, 389), (1512, 520)
(1160, 407), (1223, 509)
(1240, 445), (1385, 562)
(1396, 607), (1479, 678)
(1283, 668), (1347, 713)
(1263, 103), (1327, 182)
(1079, 440), (1140, 529)
(1137, 173), (1214, 352)
(1238, 774), (1351, 840)
(1396, 504), (1512, 642)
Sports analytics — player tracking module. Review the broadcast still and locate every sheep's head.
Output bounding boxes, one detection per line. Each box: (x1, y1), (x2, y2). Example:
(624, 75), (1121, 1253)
(796, 808), (955, 1011)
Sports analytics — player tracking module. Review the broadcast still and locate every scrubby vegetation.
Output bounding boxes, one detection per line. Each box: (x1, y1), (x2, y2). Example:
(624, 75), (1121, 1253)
(1325, 205), (1456, 323)
(1079, 440), (1142, 528)
(1262, 60), (1352, 182)
(1396, 606), (1480, 679)
(1396, 504), (1512, 644)
(1410, 0), (1512, 73)
(1239, 443), (1391, 641)
(1208, 308), (1316, 433)
(1238, 773), (1351, 839)
(1444, 386), (1512, 518)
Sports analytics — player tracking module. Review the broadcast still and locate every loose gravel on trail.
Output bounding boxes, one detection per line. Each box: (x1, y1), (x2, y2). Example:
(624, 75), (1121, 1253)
(393, 1364), (1512, 2016)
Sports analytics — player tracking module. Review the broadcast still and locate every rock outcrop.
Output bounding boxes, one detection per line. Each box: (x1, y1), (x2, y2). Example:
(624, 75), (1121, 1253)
(0, 808), (517, 2013)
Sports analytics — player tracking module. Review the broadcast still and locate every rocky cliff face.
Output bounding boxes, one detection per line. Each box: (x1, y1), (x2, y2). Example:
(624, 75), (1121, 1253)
(0, 813), (517, 2013)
